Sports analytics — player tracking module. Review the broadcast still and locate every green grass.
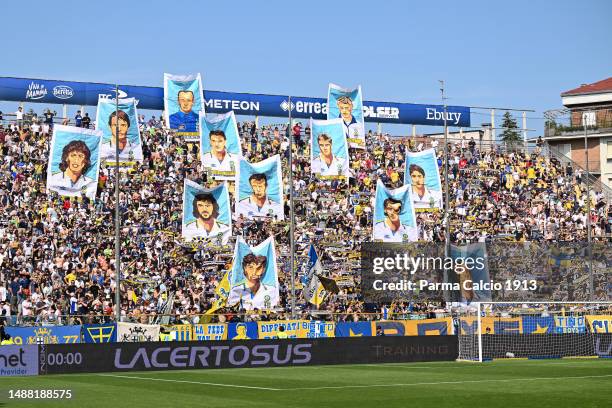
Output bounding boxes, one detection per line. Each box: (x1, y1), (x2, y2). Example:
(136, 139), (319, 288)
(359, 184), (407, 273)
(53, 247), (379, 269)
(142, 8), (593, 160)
(2, 359), (612, 408)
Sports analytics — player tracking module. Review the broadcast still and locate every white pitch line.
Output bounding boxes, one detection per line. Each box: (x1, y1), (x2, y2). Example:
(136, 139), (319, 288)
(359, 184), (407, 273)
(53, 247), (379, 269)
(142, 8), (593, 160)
(98, 374), (282, 391)
(281, 374), (612, 391)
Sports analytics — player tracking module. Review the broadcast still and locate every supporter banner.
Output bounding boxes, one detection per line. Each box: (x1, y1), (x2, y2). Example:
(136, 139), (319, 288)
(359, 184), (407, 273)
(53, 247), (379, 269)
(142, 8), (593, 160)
(5, 326), (82, 345)
(194, 324), (228, 341)
(555, 316), (587, 333)
(40, 336), (458, 374)
(448, 243), (491, 303)
(309, 118), (350, 179)
(235, 155), (284, 220)
(327, 83), (365, 149)
(46, 124), (102, 200)
(227, 322), (259, 340)
(95, 96), (143, 164)
(459, 317), (524, 335)
(182, 179), (231, 244)
(335, 322), (373, 337)
(372, 179), (418, 242)
(0, 345), (39, 376)
(82, 324), (116, 343)
(0, 76), (471, 126)
(258, 320), (335, 339)
(521, 316), (556, 334)
(586, 315), (612, 333)
(117, 323), (160, 342)
(404, 148), (443, 210)
(227, 236), (280, 310)
(302, 244), (328, 307)
(205, 269), (231, 315)
(161, 324), (193, 341)
(406, 318), (454, 336)
(200, 111), (242, 179)
(163, 73), (205, 139)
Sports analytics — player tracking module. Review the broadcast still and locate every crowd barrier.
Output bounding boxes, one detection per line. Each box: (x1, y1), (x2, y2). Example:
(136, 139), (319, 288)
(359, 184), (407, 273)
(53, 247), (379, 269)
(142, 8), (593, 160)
(6, 316), (612, 345)
(0, 336), (458, 376)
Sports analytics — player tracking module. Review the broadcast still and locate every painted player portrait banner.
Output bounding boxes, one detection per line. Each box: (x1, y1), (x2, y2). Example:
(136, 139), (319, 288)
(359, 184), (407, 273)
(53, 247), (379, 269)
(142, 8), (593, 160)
(200, 111), (242, 180)
(163, 73), (205, 140)
(372, 180), (418, 242)
(46, 124), (102, 200)
(309, 118), (350, 179)
(95, 96), (143, 165)
(227, 236), (280, 310)
(235, 155), (284, 220)
(327, 83), (365, 149)
(182, 179), (231, 244)
(404, 148), (443, 210)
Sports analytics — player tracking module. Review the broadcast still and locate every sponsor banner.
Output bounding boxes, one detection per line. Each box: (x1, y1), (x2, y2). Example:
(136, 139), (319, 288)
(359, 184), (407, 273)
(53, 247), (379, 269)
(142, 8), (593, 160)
(163, 73), (205, 138)
(594, 334), (612, 357)
(586, 315), (612, 333)
(404, 148), (443, 210)
(235, 155), (284, 221)
(334, 322), (373, 337)
(372, 180), (418, 243)
(555, 316), (587, 333)
(40, 336), (458, 374)
(200, 111), (242, 178)
(95, 96), (143, 164)
(193, 324), (228, 341)
(46, 125), (102, 200)
(327, 83), (365, 149)
(182, 179), (231, 244)
(117, 323), (160, 342)
(257, 320), (334, 339)
(82, 324), (116, 343)
(5, 326), (82, 345)
(227, 322), (259, 340)
(0, 77), (471, 126)
(0, 345), (39, 377)
(309, 118), (350, 179)
(227, 236), (280, 310)
(161, 325), (193, 341)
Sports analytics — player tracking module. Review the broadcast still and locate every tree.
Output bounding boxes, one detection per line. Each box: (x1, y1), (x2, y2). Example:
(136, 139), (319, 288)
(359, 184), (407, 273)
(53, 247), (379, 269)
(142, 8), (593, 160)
(500, 111), (521, 144)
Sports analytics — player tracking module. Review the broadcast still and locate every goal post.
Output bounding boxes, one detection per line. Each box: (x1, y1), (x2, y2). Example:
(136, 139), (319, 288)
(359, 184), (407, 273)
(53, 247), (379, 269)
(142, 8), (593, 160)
(456, 302), (612, 362)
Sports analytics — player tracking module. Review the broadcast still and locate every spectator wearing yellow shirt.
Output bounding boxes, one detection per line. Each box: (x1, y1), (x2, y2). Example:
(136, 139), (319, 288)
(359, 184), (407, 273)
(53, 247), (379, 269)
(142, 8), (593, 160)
(64, 271), (77, 285)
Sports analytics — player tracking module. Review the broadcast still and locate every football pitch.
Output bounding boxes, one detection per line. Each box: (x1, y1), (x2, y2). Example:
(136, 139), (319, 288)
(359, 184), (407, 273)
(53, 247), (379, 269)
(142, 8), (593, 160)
(2, 359), (612, 407)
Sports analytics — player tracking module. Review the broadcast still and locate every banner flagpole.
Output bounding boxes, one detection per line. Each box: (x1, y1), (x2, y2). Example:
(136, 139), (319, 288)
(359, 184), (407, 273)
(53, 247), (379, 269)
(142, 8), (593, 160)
(289, 95), (296, 318)
(114, 85), (122, 323)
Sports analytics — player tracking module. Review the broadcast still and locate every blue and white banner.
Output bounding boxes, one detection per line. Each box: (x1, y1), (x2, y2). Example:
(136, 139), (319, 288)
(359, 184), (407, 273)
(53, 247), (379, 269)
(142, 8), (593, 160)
(227, 322), (259, 340)
(82, 324), (116, 343)
(372, 180), (418, 242)
(163, 73), (205, 139)
(0, 77), (470, 126)
(46, 125), (102, 200)
(235, 155), (284, 221)
(5, 325), (82, 344)
(227, 236), (279, 311)
(404, 148), (443, 210)
(302, 244), (327, 307)
(182, 179), (231, 244)
(327, 83), (365, 149)
(309, 118), (350, 179)
(95, 97), (143, 164)
(200, 111), (242, 180)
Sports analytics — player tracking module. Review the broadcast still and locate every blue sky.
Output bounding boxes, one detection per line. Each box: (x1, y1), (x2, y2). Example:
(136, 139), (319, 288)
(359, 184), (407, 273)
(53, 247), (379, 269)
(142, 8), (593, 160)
(1, 0), (610, 137)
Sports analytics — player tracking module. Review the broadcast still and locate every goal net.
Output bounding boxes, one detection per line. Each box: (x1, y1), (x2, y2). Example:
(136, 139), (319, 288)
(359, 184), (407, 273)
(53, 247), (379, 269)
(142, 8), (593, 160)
(456, 302), (612, 362)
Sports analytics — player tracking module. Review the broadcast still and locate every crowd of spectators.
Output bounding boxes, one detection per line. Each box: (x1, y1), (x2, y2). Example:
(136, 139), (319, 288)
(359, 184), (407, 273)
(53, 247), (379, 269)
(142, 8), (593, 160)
(0, 106), (610, 327)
